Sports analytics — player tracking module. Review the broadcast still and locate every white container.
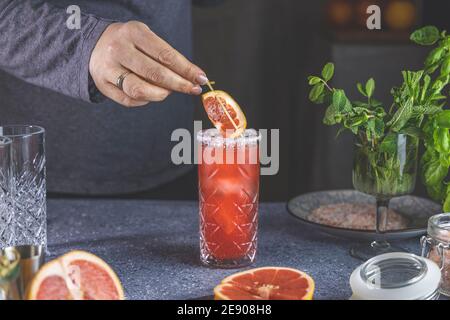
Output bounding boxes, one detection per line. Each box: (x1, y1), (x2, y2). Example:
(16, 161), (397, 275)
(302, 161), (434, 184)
(350, 252), (441, 300)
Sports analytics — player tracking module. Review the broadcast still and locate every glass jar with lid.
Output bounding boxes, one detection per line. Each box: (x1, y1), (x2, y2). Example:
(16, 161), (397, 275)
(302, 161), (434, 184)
(350, 252), (441, 300)
(421, 213), (450, 297)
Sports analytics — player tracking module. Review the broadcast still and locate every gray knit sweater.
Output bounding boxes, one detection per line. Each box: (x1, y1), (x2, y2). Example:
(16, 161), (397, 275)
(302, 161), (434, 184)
(0, 0), (195, 195)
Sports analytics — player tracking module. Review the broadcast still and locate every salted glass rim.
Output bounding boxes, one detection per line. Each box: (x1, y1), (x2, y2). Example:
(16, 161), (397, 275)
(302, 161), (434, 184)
(197, 128), (261, 147)
(0, 125), (45, 138)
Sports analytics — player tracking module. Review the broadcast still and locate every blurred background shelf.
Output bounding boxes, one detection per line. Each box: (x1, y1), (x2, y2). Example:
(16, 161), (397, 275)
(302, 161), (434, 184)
(325, 0), (423, 34)
(329, 30), (412, 43)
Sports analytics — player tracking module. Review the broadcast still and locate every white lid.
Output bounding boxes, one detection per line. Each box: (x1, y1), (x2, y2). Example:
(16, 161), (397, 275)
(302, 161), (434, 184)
(350, 252), (441, 300)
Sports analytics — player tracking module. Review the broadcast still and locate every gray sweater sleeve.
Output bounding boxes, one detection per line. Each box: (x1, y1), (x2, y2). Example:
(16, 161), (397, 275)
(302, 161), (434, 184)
(0, 0), (112, 102)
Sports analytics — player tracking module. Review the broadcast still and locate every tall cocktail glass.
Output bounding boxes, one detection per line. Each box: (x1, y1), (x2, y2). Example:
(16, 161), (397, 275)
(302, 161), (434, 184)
(197, 129), (260, 268)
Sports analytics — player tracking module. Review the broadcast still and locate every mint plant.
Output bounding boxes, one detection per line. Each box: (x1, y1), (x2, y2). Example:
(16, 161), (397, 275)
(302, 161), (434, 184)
(307, 26), (450, 203)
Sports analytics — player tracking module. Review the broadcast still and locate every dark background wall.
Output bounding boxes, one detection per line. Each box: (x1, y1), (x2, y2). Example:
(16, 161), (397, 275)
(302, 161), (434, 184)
(190, 0), (450, 202)
(193, 0), (324, 202)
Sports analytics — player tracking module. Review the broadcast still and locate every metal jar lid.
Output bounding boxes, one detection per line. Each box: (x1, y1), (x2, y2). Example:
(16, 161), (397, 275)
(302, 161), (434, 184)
(350, 252), (441, 300)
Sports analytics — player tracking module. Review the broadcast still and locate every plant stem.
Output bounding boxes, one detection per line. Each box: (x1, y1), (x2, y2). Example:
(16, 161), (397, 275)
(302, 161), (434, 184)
(321, 79), (333, 91)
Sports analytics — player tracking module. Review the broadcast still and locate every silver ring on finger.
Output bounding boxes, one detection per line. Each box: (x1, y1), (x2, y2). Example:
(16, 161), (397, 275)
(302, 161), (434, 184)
(116, 71), (131, 91)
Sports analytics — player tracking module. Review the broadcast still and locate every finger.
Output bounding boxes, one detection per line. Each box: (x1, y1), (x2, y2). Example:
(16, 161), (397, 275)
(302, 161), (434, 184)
(102, 82), (149, 108)
(104, 68), (170, 102)
(131, 27), (208, 85)
(122, 72), (171, 102)
(119, 48), (202, 95)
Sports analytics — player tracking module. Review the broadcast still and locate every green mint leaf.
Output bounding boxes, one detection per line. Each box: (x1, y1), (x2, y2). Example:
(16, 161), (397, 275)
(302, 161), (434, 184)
(350, 126), (358, 135)
(420, 75), (431, 102)
(379, 133), (397, 153)
(323, 105), (338, 125)
(410, 26), (440, 46)
(332, 89), (352, 112)
(425, 47), (444, 67)
(425, 180), (446, 202)
(423, 156), (448, 187)
(430, 95), (447, 102)
(366, 119), (376, 141)
(436, 110), (450, 128)
(441, 56), (450, 76)
(388, 96), (415, 132)
(321, 63), (335, 82)
(375, 107), (386, 117)
(416, 104), (443, 115)
(357, 83), (367, 97)
(435, 128), (450, 153)
(365, 78), (375, 98)
(443, 36), (450, 47)
(344, 114), (368, 128)
(426, 62), (441, 74)
(308, 76), (321, 85)
(399, 126), (422, 138)
(365, 128), (372, 141)
(374, 118), (385, 138)
(422, 119), (437, 141)
(353, 101), (369, 109)
(443, 192), (450, 212)
(421, 147), (434, 164)
(309, 83), (325, 102)
(370, 99), (383, 108)
(431, 79), (446, 95)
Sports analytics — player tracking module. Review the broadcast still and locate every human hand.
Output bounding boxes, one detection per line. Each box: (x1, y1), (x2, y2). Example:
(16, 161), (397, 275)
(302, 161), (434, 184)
(89, 21), (208, 107)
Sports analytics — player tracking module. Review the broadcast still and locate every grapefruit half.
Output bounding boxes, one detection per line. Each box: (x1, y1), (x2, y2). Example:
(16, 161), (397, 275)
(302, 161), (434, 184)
(214, 267), (315, 300)
(27, 250), (124, 300)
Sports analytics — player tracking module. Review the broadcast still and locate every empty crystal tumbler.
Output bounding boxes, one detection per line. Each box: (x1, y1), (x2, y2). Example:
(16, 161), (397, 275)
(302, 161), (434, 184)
(0, 137), (13, 248)
(0, 126), (46, 249)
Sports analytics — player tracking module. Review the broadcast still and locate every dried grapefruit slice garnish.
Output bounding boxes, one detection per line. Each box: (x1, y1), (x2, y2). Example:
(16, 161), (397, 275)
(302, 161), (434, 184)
(27, 250), (124, 300)
(201, 82), (247, 138)
(214, 267), (315, 300)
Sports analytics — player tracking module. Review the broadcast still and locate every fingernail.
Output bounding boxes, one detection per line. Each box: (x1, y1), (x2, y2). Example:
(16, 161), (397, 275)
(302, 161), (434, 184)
(191, 85), (202, 95)
(196, 74), (209, 85)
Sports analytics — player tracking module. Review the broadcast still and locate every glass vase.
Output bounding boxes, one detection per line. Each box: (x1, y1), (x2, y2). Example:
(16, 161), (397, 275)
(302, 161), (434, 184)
(351, 133), (418, 260)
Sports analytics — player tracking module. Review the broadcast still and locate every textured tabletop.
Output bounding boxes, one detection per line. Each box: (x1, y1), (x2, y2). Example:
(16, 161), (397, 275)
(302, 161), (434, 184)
(46, 199), (419, 300)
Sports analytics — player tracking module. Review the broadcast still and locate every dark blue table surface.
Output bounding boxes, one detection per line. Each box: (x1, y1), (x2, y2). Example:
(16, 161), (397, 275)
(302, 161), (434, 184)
(46, 199), (419, 300)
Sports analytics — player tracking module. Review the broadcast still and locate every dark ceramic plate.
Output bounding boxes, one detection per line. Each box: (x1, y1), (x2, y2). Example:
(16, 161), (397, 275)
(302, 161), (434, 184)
(287, 190), (442, 241)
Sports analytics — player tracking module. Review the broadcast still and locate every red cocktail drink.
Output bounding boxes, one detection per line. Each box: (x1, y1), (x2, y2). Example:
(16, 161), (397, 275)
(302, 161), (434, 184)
(197, 129), (260, 268)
